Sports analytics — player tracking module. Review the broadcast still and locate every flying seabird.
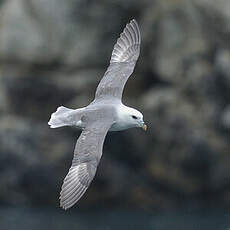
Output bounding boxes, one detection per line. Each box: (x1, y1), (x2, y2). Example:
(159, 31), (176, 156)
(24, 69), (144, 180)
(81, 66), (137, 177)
(48, 19), (146, 210)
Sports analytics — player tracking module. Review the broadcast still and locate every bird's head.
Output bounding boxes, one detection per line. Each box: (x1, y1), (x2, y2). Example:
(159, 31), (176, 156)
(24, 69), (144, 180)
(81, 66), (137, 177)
(121, 106), (147, 131)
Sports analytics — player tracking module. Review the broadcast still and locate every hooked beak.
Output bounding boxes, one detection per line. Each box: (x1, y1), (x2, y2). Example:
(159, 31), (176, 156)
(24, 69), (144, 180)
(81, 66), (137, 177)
(140, 121), (147, 131)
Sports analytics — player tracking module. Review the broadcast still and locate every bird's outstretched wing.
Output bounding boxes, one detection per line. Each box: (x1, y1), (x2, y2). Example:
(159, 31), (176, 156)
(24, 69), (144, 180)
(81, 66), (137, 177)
(95, 19), (141, 100)
(60, 119), (113, 210)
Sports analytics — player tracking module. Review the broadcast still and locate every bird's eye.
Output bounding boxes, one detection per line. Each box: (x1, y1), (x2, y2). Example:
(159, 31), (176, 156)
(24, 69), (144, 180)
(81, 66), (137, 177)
(132, 115), (138, 119)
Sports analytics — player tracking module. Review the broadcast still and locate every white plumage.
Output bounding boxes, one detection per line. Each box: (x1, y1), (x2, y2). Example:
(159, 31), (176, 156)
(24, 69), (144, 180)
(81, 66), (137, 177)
(48, 19), (146, 210)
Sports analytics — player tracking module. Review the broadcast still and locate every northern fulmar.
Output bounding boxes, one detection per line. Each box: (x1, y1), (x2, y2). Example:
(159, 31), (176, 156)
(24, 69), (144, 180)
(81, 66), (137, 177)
(48, 19), (146, 210)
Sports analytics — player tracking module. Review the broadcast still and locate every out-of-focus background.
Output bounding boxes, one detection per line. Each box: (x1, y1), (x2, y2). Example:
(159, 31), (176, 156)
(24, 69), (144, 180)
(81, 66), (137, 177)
(1, 0), (230, 229)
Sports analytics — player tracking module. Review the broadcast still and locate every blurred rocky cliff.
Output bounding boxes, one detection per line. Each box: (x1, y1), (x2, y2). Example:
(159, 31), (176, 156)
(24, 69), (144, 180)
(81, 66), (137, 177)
(1, 0), (230, 210)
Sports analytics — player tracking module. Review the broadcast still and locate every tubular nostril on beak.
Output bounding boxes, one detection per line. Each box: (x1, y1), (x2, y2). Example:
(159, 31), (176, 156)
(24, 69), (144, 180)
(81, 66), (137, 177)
(139, 120), (147, 131)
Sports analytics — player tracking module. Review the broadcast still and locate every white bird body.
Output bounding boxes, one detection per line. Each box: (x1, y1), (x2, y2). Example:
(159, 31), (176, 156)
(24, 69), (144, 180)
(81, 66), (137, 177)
(49, 102), (144, 131)
(48, 19), (146, 209)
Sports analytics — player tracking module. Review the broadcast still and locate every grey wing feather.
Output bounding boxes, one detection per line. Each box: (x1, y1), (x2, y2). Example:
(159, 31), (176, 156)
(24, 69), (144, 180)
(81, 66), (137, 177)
(110, 19), (140, 63)
(95, 19), (141, 100)
(60, 119), (113, 210)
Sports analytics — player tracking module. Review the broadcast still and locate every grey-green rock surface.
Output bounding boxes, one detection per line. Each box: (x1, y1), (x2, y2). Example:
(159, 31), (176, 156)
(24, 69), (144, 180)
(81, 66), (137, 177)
(1, 0), (230, 209)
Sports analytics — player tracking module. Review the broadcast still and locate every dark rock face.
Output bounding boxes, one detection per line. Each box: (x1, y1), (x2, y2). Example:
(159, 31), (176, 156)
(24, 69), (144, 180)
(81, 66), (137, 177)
(1, 0), (230, 210)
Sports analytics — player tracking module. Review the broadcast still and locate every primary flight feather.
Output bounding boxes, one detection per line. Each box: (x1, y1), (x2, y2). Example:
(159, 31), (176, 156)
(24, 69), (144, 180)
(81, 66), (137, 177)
(48, 19), (146, 210)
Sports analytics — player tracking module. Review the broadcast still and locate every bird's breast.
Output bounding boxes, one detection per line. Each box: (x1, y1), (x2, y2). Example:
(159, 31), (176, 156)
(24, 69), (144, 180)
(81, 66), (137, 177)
(109, 121), (133, 131)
